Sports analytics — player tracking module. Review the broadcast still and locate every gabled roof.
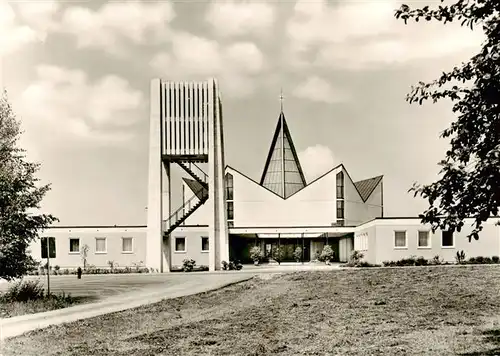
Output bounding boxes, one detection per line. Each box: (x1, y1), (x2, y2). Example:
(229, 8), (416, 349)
(354, 175), (383, 201)
(259, 111), (307, 199)
(182, 178), (208, 200)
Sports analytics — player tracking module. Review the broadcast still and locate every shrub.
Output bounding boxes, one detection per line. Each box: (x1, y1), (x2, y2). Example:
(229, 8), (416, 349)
(475, 256), (485, 264)
(468, 257), (477, 264)
(293, 247), (303, 262)
(319, 245), (335, 263)
(356, 261), (380, 267)
(107, 260), (116, 271)
(182, 259), (196, 272)
(221, 260), (242, 271)
(455, 250), (466, 264)
(484, 257), (493, 264)
(430, 255), (443, 265)
(492, 256), (499, 263)
(415, 256), (428, 266)
(271, 246), (285, 262)
(1, 280), (45, 302)
(249, 246), (263, 263)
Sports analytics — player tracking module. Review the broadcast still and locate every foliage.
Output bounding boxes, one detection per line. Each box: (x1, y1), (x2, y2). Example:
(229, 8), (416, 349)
(320, 245), (335, 263)
(493, 256), (499, 263)
(271, 246), (285, 262)
(249, 246), (263, 263)
(80, 244), (89, 269)
(455, 250), (467, 264)
(344, 250), (365, 267)
(1, 279), (45, 302)
(293, 246), (303, 262)
(0, 91), (58, 280)
(182, 259), (196, 272)
(107, 260), (116, 270)
(395, 1), (500, 240)
(221, 260), (243, 271)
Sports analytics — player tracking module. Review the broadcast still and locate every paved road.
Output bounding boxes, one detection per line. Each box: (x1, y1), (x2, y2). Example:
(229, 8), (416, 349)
(0, 273), (254, 340)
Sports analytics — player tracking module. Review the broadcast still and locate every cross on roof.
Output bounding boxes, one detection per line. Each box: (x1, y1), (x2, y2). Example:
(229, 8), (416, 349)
(280, 88), (284, 112)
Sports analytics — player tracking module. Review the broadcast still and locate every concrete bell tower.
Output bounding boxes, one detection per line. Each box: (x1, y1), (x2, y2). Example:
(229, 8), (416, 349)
(146, 78), (228, 272)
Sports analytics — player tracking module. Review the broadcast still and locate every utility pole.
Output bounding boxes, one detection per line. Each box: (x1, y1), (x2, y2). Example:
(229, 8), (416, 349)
(46, 238), (50, 296)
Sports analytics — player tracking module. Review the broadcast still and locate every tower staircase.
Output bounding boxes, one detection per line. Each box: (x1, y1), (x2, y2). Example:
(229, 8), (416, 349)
(164, 161), (209, 236)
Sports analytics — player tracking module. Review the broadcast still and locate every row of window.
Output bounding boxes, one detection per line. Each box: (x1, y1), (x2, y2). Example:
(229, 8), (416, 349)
(394, 230), (454, 249)
(336, 171), (345, 226)
(226, 173), (234, 227)
(42, 237), (135, 256)
(174, 236), (209, 253)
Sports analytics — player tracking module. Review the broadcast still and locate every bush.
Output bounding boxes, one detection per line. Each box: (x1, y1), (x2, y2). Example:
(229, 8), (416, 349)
(415, 256), (428, 266)
(356, 261), (380, 267)
(455, 250), (466, 264)
(293, 247), (303, 262)
(430, 255), (443, 265)
(249, 246), (263, 263)
(320, 245), (335, 263)
(182, 259), (196, 272)
(221, 260), (243, 271)
(475, 256), (485, 264)
(492, 256), (499, 263)
(1, 280), (45, 302)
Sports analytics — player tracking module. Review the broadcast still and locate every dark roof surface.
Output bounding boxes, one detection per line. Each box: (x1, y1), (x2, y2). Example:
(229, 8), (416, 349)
(354, 175), (383, 201)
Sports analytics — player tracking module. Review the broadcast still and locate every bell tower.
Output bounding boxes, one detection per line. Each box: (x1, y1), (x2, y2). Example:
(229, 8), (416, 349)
(146, 78), (228, 272)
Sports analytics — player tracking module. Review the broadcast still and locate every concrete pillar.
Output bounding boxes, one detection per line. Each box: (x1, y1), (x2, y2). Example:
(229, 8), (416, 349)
(146, 79), (169, 272)
(208, 79), (229, 271)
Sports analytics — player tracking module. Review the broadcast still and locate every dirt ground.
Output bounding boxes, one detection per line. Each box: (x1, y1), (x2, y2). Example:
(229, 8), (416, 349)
(3, 266), (500, 356)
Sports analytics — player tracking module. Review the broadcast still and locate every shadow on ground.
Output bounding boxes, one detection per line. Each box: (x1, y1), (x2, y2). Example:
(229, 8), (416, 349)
(460, 329), (500, 356)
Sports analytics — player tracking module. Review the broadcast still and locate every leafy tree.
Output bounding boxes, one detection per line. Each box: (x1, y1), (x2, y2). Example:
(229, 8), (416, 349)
(395, 0), (500, 240)
(0, 89), (58, 280)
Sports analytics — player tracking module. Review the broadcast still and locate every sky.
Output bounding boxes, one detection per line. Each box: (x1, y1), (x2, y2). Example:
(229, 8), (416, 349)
(0, 0), (486, 226)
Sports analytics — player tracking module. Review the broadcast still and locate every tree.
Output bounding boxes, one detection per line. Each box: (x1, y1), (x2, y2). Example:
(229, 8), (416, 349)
(0, 89), (58, 280)
(395, 0), (500, 240)
(80, 244), (89, 269)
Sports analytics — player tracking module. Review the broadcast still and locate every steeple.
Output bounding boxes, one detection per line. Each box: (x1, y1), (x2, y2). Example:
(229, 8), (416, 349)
(260, 102), (307, 199)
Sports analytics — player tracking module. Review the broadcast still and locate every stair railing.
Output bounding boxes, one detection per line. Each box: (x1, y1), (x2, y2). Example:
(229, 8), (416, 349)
(179, 162), (208, 185)
(164, 186), (208, 231)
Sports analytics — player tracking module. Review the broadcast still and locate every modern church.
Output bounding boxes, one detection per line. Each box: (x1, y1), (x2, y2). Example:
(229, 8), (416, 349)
(31, 79), (500, 272)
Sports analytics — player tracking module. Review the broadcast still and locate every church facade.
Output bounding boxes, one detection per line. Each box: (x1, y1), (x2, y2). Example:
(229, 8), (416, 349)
(29, 79), (500, 271)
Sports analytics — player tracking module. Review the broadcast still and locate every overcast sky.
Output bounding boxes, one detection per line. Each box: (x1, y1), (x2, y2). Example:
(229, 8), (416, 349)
(1, 0), (485, 226)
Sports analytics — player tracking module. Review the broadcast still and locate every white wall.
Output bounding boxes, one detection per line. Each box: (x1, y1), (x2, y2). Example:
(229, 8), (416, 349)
(356, 218), (500, 264)
(344, 171), (383, 226)
(228, 167), (339, 227)
(31, 226), (147, 269)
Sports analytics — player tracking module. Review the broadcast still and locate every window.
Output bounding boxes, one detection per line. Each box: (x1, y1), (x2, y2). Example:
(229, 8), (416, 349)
(227, 201), (234, 220)
(201, 237), (209, 252)
(175, 237), (186, 252)
(122, 237), (133, 253)
(442, 230), (454, 247)
(336, 200), (344, 219)
(336, 171), (344, 199)
(69, 238), (80, 253)
(418, 231), (431, 248)
(41, 237), (56, 258)
(394, 231), (407, 248)
(225, 173), (234, 200)
(95, 237), (107, 253)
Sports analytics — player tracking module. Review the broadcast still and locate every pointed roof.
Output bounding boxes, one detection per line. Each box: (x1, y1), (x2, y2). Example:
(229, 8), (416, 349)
(354, 175), (383, 201)
(259, 111), (307, 199)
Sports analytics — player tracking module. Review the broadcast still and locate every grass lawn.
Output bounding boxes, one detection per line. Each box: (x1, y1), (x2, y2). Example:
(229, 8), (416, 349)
(0, 294), (96, 319)
(3, 266), (500, 356)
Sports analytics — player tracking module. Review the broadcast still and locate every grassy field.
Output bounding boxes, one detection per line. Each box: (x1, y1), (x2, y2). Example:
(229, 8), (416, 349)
(0, 294), (96, 318)
(3, 266), (500, 356)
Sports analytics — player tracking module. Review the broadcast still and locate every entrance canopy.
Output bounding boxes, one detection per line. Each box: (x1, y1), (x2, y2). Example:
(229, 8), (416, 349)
(229, 226), (356, 235)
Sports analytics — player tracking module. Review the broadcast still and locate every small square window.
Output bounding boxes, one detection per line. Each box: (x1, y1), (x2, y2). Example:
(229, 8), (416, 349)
(418, 231), (430, 248)
(95, 237), (107, 253)
(227, 201), (234, 220)
(442, 230), (454, 247)
(394, 231), (407, 248)
(122, 237), (133, 253)
(201, 237), (209, 252)
(175, 237), (186, 252)
(69, 238), (80, 253)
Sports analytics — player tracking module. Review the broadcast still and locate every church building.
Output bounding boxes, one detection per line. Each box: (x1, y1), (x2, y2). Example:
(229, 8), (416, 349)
(30, 79), (500, 272)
